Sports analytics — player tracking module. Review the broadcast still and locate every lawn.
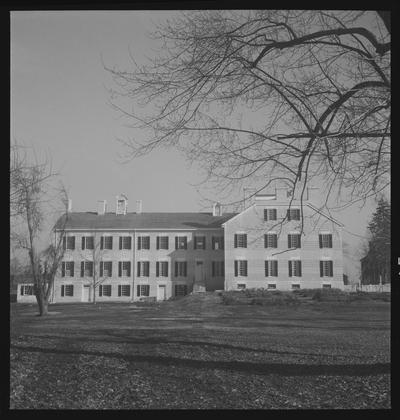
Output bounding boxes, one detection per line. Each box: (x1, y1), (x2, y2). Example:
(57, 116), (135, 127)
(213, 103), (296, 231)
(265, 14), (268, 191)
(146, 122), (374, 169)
(10, 292), (390, 409)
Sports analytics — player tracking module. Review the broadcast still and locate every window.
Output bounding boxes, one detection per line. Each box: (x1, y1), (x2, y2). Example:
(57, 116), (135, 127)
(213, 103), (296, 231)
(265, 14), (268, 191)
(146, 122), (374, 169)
(287, 209), (300, 221)
(62, 261), (74, 277)
(264, 209), (277, 221)
(20, 285), (34, 295)
(63, 236), (75, 250)
(288, 260), (302, 277)
(175, 261), (187, 277)
(80, 261), (93, 277)
(267, 283), (277, 290)
(212, 236), (224, 250)
(138, 236), (150, 250)
(156, 261), (168, 277)
(137, 261), (149, 277)
(81, 236), (94, 250)
(118, 261), (131, 277)
(265, 260), (278, 277)
(99, 284), (112, 297)
(319, 234), (333, 248)
(101, 236), (113, 250)
(175, 236), (187, 250)
(320, 260), (333, 277)
(194, 236), (206, 250)
(119, 236), (132, 250)
(61, 284), (74, 297)
(264, 233), (278, 248)
(118, 285), (131, 297)
(175, 284), (188, 296)
(291, 284), (301, 290)
(157, 236), (169, 250)
(322, 284), (332, 289)
(137, 284), (150, 297)
(234, 260), (248, 277)
(237, 283), (246, 290)
(212, 261), (225, 277)
(234, 234), (247, 248)
(100, 261), (112, 277)
(288, 233), (301, 248)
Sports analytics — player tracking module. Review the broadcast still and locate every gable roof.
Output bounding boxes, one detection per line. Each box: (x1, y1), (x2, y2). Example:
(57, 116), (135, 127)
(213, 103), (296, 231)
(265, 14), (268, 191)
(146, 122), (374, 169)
(54, 212), (237, 231)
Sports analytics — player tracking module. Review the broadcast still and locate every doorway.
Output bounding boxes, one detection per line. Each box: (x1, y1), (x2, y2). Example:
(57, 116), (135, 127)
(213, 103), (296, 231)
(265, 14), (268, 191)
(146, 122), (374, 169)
(82, 285), (90, 302)
(157, 284), (166, 301)
(194, 260), (206, 292)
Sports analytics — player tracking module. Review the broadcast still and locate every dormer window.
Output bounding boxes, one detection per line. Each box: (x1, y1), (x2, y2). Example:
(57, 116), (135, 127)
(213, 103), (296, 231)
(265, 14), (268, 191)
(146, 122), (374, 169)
(116, 194), (128, 215)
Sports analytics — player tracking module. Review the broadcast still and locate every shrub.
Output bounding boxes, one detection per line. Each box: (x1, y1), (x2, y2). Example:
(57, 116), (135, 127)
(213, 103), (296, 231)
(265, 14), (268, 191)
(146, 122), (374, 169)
(312, 288), (349, 302)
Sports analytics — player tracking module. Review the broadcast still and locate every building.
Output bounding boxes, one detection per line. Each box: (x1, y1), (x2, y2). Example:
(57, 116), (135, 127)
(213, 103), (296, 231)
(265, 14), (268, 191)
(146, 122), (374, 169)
(17, 188), (345, 303)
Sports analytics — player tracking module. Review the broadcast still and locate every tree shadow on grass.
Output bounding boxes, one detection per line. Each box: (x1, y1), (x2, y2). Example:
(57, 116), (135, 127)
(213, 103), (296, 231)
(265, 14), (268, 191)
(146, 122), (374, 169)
(11, 344), (390, 377)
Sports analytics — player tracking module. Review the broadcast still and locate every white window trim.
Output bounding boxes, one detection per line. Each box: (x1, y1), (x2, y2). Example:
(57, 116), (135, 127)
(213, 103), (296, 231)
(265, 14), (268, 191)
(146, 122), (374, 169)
(320, 256), (333, 260)
(235, 231), (247, 234)
(267, 231), (277, 234)
(319, 231), (332, 235)
(290, 256), (301, 260)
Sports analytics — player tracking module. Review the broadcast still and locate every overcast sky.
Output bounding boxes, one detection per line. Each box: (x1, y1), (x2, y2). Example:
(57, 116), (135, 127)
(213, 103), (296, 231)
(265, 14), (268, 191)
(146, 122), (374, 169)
(10, 10), (389, 281)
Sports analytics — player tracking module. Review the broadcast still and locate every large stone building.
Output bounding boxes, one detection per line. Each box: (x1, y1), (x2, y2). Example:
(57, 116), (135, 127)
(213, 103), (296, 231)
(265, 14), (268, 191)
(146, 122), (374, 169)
(17, 188), (345, 303)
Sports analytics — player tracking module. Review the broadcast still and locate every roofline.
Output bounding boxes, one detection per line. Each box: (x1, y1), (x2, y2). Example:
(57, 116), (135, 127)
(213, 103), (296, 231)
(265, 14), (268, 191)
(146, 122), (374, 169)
(54, 227), (225, 232)
(221, 202), (344, 227)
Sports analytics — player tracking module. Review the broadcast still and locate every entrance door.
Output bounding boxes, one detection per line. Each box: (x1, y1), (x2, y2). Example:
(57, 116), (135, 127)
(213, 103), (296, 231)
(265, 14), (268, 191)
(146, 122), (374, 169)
(157, 285), (166, 301)
(194, 260), (206, 292)
(82, 285), (90, 302)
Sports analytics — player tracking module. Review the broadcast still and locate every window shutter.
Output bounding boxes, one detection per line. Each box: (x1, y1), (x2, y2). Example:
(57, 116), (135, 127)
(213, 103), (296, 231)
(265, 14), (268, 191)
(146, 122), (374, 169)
(20, 286), (24, 296)
(319, 235), (323, 248)
(329, 235), (333, 248)
(298, 235), (301, 248)
(63, 236), (66, 250)
(265, 260), (269, 277)
(118, 261), (122, 277)
(264, 209), (268, 221)
(244, 261), (248, 276)
(287, 209), (291, 221)
(166, 237), (169, 250)
(288, 235), (292, 248)
(137, 237), (141, 250)
(118, 285), (121, 297)
(99, 285), (103, 297)
(156, 236), (160, 250)
(234, 260), (238, 277)
(329, 261), (333, 277)
(212, 237), (215, 249)
(244, 235), (247, 248)
(128, 262), (131, 277)
(61, 285), (65, 297)
(136, 285), (140, 297)
(71, 262), (74, 277)
(234, 234), (237, 248)
(156, 261), (159, 277)
(288, 260), (292, 277)
(298, 261), (302, 277)
(273, 235), (277, 248)
(184, 237), (187, 249)
(100, 261), (103, 277)
(184, 262), (187, 277)
(62, 262), (65, 277)
(175, 237), (178, 250)
(81, 237), (85, 250)
(145, 262), (149, 277)
(175, 261), (178, 277)
(100, 237), (104, 250)
(81, 261), (84, 277)
(272, 209), (277, 220)
(136, 261), (140, 277)
(212, 261), (215, 277)
(320, 261), (324, 277)
(119, 237), (122, 250)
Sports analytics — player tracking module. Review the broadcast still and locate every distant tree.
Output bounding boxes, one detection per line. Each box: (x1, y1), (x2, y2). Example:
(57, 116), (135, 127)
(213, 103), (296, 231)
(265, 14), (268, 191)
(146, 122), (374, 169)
(10, 142), (69, 316)
(106, 10), (390, 212)
(361, 197), (390, 284)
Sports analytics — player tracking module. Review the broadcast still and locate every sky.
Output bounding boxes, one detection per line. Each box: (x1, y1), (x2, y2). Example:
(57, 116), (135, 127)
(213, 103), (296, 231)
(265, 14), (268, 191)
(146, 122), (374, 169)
(10, 11), (389, 282)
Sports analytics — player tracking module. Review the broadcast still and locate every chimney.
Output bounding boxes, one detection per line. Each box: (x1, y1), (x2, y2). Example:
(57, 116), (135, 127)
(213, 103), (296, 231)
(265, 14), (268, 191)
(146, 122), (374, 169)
(275, 187), (288, 201)
(306, 187), (319, 202)
(136, 200), (142, 214)
(97, 200), (107, 215)
(213, 202), (222, 217)
(67, 199), (72, 212)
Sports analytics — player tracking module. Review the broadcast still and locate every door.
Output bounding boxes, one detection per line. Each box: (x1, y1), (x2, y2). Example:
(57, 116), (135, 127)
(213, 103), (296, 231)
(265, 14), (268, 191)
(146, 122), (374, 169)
(82, 285), (90, 302)
(157, 285), (166, 301)
(194, 260), (206, 292)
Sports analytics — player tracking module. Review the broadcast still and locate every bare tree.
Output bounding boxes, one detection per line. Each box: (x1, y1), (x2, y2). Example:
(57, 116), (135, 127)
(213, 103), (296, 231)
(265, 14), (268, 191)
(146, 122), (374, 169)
(10, 143), (69, 316)
(105, 10), (390, 214)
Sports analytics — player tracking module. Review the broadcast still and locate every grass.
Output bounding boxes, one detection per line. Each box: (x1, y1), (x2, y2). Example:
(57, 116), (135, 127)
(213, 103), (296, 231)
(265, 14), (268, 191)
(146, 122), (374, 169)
(10, 292), (390, 409)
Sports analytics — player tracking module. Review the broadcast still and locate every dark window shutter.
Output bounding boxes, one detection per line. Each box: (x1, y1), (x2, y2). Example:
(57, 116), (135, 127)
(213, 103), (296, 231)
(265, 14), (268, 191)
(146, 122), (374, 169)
(128, 262), (131, 277)
(212, 237), (215, 249)
(138, 237), (141, 250)
(118, 285), (121, 297)
(329, 261), (333, 277)
(99, 285), (103, 297)
(288, 235), (292, 248)
(156, 236), (160, 250)
(137, 285), (140, 296)
(194, 237), (197, 250)
(118, 261), (122, 277)
(234, 260), (238, 277)
(175, 237), (178, 249)
(319, 235), (323, 248)
(62, 236), (66, 250)
(100, 261), (103, 277)
(287, 209), (290, 221)
(234, 234), (237, 248)
(272, 209), (277, 220)
(273, 235), (277, 248)
(298, 235), (301, 248)
(184, 237), (187, 249)
(264, 209), (268, 221)
(329, 235), (333, 248)
(320, 261), (324, 277)
(137, 261), (140, 277)
(119, 237), (122, 250)
(62, 262), (65, 277)
(100, 237), (104, 250)
(81, 237), (85, 250)
(61, 285), (65, 297)
(175, 261), (178, 277)
(166, 262), (169, 276)
(265, 260), (269, 277)
(244, 235), (247, 248)
(109, 262), (112, 276)
(71, 262), (74, 277)
(81, 261), (84, 277)
(20, 286), (23, 295)
(243, 261), (247, 276)
(288, 260), (292, 277)
(212, 261), (215, 277)
(156, 261), (159, 277)
(298, 261), (302, 277)
(264, 235), (267, 248)
(166, 237), (169, 250)
(184, 262), (187, 277)
(110, 236), (113, 250)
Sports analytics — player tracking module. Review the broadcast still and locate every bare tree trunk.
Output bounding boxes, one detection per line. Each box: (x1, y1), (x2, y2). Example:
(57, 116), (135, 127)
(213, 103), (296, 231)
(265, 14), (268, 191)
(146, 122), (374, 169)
(36, 287), (48, 316)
